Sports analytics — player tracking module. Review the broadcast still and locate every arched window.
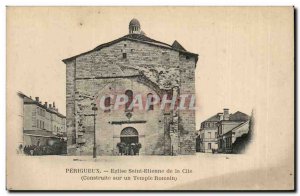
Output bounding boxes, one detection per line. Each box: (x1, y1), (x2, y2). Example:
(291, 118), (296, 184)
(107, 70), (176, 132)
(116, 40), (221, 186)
(104, 96), (111, 112)
(121, 127), (138, 137)
(147, 93), (154, 111)
(125, 90), (133, 111)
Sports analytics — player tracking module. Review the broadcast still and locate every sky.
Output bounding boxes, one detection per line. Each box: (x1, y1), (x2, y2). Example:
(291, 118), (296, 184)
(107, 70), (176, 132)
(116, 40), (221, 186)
(7, 7), (291, 129)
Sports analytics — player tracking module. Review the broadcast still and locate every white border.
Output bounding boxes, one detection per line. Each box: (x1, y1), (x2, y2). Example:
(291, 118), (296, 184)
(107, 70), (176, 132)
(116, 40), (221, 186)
(1, 1), (297, 195)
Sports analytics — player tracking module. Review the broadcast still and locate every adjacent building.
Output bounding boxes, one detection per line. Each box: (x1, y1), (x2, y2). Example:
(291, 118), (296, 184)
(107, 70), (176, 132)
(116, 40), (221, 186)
(197, 108), (252, 154)
(63, 19), (198, 156)
(18, 92), (66, 147)
(217, 109), (251, 153)
(197, 113), (222, 153)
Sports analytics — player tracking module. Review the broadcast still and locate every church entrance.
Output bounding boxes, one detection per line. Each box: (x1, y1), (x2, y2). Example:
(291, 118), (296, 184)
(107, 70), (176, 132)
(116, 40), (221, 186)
(118, 127), (141, 156)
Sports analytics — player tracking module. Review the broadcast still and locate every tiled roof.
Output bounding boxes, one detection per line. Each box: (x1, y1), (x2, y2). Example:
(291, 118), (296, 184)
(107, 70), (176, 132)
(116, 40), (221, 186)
(172, 40), (186, 51)
(63, 34), (198, 63)
(204, 113), (222, 122)
(94, 34), (173, 51)
(229, 111), (250, 121)
(231, 120), (250, 137)
(223, 120), (250, 138)
(18, 92), (66, 118)
(202, 111), (249, 124)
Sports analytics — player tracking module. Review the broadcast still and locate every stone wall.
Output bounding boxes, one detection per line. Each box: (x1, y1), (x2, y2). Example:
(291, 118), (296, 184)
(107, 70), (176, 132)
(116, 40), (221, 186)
(65, 39), (197, 155)
(75, 40), (180, 89)
(178, 54), (196, 155)
(65, 59), (76, 147)
(74, 77), (165, 155)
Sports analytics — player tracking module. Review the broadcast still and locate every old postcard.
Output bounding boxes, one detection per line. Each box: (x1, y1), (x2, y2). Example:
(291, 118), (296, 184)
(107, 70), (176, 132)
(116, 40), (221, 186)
(6, 7), (294, 190)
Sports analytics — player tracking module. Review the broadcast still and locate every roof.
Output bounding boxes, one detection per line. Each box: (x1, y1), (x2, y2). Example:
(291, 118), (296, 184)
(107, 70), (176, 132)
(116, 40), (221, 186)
(223, 120), (250, 138)
(202, 111), (249, 123)
(203, 113), (222, 122)
(172, 40), (186, 51)
(18, 92), (66, 118)
(95, 34), (172, 50)
(62, 33), (198, 63)
(129, 18), (140, 27)
(229, 111), (250, 121)
(232, 120), (249, 134)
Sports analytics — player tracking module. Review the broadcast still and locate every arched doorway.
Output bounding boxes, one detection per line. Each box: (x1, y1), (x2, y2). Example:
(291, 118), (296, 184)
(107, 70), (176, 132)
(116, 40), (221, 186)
(120, 127), (139, 144)
(119, 127), (140, 156)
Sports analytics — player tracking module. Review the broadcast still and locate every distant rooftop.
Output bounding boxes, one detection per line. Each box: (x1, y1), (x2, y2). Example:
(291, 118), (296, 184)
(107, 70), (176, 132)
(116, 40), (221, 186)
(18, 91), (65, 118)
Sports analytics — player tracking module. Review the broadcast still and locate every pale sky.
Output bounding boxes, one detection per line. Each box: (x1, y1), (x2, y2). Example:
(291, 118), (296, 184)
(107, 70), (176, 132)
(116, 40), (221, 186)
(7, 7), (292, 129)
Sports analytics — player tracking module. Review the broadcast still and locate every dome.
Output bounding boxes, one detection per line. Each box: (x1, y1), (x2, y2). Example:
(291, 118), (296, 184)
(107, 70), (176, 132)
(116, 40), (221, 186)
(129, 18), (140, 27)
(129, 18), (141, 34)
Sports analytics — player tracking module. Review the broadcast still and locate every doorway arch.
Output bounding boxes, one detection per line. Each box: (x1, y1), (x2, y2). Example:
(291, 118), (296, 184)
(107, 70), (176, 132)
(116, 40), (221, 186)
(120, 127), (139, 144)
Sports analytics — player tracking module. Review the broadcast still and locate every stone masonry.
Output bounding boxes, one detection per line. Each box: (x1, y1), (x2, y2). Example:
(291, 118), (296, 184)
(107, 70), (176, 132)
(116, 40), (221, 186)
(63, 19), (198, 156)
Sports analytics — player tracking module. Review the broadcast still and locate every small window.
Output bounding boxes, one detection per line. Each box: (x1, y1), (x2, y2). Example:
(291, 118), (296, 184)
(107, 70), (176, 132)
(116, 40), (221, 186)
(147, 93), (154, 111)
(122, 53), (127, 59)
(186, 56), (190, 60)
(104, 97), (111, 112)
(125, 90), (133, 111)
(124, 44), (127, 47)
(215, 132), (217, 138)
(208, 143), (211, 150)
(208, 132), (211, 139)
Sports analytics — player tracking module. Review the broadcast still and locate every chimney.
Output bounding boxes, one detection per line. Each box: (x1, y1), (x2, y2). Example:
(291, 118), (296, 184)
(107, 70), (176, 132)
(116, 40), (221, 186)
(218, 113), (223, 121)
(49, 104), (52, 109)
(223, 108), (229, 120)
(35, 97), (39, 102)
(53, 102), (55, 108)
(44, 102), (48, 108)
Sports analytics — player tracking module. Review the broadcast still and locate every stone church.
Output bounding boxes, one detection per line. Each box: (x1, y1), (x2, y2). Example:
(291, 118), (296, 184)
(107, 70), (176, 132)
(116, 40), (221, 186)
(63, 19), (198, 156)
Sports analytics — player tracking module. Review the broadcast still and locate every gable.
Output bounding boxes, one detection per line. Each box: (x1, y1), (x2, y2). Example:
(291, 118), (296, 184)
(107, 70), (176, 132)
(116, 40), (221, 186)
(63, 34), (198, 63)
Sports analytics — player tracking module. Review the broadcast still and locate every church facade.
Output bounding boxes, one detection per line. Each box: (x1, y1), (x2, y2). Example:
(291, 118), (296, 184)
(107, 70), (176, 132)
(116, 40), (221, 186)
(63, 19), (198, 156)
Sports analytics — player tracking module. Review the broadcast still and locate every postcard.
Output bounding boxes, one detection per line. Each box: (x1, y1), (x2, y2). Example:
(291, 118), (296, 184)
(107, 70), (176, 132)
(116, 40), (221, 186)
(6, 6), (294, 190)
